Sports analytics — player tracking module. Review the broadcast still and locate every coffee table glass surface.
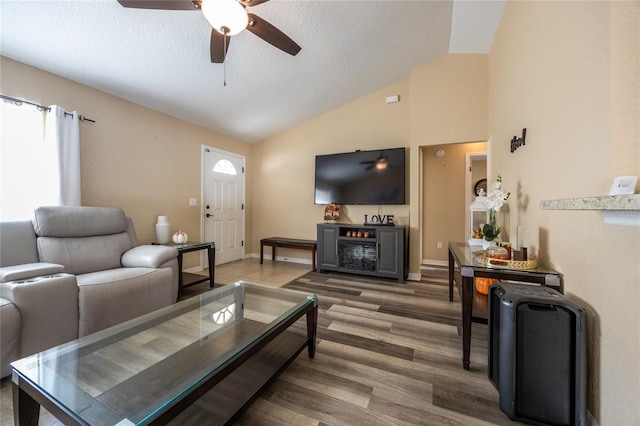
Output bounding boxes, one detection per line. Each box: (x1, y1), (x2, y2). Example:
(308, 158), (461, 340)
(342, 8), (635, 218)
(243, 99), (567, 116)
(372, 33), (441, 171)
(11, 281), (317, 425)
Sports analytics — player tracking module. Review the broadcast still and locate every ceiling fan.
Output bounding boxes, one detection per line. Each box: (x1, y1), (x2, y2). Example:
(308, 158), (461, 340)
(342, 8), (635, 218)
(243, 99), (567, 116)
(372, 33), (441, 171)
(117, 0), (301, 63)
(360, 151), (390, 171)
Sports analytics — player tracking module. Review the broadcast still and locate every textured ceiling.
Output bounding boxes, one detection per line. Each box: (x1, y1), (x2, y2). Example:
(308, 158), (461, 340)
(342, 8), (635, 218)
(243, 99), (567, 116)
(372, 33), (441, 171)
(0, 0), (505, 143)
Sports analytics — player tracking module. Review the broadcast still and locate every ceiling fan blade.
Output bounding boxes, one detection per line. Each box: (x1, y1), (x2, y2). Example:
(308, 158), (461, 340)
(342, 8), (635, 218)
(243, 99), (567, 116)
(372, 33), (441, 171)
(117, 0), (198, 10)
(238, 0), (270, 7)
(246, 13), (301, 56)
(210, 29), (231, 63)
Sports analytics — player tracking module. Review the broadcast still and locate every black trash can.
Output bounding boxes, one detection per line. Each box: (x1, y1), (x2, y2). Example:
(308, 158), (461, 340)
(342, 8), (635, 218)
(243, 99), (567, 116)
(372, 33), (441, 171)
(488, 282), (587, 426)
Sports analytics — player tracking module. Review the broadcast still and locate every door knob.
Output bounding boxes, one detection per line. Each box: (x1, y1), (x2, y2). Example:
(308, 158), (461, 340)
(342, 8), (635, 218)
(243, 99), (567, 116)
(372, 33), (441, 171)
(206, 213), (213, 218)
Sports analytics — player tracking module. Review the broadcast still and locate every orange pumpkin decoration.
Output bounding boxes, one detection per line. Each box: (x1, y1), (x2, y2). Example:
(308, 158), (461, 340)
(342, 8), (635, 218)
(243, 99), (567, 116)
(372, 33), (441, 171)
(475, 277), (499, 295)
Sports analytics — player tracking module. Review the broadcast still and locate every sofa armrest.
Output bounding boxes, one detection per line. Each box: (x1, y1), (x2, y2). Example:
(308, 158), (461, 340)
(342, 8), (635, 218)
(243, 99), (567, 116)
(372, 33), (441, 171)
(121, 245), (178, 269)
(0, 263), (64, 283)
(0, 273), (78, 357)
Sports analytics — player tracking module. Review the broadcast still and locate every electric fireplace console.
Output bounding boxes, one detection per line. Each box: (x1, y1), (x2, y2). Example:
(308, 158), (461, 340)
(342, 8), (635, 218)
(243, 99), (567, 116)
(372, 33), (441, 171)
(317, 223), (407, 282)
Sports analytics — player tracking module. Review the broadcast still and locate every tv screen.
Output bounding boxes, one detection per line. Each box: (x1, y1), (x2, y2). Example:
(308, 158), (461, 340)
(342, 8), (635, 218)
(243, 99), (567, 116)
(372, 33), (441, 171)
(314, 148), (406, 205)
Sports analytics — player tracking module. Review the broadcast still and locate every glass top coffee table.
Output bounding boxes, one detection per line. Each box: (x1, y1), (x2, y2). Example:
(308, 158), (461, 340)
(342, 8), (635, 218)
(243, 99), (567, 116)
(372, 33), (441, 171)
(12, 281), (318, 425)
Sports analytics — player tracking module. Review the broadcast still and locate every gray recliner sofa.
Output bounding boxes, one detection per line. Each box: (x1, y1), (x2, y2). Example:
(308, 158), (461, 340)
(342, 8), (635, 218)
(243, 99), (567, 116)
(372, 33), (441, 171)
(0, 206), (179, 378)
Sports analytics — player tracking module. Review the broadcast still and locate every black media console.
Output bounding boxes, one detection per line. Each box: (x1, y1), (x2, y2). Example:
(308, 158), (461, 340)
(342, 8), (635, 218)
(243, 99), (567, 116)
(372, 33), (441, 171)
(317, 223), (407, 282)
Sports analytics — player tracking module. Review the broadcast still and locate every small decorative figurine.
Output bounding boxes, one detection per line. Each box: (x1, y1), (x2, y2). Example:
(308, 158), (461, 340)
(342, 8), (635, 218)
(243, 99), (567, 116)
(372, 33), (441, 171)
(323, 203), (341, 222)
(172, 230), (189, 244)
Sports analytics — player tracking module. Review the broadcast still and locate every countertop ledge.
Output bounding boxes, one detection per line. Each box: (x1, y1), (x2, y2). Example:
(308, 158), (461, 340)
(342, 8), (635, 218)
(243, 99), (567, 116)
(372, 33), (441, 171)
(540, 194), (640, 210)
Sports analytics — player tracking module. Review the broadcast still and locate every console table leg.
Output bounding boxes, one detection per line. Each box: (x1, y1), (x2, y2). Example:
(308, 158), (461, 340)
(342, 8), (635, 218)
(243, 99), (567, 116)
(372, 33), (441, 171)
(461, 275), (473, 370)
(448, 249), (454, 302)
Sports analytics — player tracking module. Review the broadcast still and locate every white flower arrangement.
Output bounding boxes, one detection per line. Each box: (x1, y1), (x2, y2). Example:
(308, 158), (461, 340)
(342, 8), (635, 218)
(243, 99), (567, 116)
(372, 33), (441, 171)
(483, 175), (510, 242)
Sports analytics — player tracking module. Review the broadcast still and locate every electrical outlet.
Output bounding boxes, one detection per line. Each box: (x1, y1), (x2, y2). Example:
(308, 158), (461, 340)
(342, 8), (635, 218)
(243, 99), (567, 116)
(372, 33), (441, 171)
(437, 242), (443, 249)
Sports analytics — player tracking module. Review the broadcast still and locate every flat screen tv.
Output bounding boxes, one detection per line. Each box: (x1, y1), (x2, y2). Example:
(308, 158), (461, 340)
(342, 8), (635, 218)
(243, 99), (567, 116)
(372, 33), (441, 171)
(314, 147), (406, 205)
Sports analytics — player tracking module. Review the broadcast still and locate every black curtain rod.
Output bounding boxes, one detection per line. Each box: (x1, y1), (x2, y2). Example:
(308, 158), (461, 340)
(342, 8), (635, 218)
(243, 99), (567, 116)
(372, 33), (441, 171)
(64, 111), (95, 123)
(0, 94), (95, 123)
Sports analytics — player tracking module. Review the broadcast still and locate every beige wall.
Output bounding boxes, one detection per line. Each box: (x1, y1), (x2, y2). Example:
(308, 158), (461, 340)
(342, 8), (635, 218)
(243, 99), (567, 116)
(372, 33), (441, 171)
(422, 142), (486, 262)
(0, 56), (254, 268)
(253, 55), (489, 272)
(408, 55), (489, 272)
(251, 80), (412, 263)
(489, 1), (639, 423)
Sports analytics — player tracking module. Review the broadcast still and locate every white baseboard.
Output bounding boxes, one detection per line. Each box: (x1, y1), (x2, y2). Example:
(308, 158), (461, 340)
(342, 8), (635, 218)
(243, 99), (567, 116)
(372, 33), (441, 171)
(422, 259), (448, 267)
(407, 272), (421, 281)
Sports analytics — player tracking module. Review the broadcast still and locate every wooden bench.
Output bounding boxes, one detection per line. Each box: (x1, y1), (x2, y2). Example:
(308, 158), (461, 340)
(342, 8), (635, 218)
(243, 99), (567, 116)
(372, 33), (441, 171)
(260, 237), (317, 271)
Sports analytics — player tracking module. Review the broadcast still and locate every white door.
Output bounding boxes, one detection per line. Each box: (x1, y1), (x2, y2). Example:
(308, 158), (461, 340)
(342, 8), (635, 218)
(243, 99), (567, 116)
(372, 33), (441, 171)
(203, 146), (245, 265)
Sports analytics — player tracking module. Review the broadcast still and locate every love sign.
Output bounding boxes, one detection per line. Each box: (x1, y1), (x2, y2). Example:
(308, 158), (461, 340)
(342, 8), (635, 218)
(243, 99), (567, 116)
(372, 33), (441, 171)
(364, 214), (395, 226)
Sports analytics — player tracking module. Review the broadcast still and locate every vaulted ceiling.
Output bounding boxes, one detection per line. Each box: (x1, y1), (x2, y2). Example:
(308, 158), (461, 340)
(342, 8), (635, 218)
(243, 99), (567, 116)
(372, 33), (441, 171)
(0, 0), (505, 143)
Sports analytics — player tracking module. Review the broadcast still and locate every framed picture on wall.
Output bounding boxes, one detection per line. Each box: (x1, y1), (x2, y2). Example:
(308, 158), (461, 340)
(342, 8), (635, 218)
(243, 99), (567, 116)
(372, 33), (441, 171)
(474, 178), (487, 195)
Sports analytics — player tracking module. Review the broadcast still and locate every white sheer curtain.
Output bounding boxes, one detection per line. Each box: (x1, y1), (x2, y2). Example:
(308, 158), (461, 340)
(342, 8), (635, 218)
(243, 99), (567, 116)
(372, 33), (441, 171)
(0, 103), (81, 220)
(45, 105), (81, 206)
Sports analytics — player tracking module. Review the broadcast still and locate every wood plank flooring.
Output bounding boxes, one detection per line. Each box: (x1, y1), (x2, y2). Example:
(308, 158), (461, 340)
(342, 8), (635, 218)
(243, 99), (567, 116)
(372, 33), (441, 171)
(0, 267), (521, 425)
(175, 270), (519, 425)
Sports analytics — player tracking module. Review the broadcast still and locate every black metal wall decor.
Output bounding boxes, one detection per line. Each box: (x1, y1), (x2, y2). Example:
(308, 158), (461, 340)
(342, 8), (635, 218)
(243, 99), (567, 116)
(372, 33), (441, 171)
(510, 128), (527, 153)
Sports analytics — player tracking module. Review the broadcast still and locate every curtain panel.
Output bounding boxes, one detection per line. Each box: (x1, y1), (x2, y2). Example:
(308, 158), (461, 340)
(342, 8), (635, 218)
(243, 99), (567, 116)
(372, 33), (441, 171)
(0, 103), (81, 220)
(45, 105), (81, 206)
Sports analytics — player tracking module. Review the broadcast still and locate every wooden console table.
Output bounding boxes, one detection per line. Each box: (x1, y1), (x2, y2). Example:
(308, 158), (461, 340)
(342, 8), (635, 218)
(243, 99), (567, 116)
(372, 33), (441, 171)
(260, 237), (317, 271)
(448, 242), (561, 370)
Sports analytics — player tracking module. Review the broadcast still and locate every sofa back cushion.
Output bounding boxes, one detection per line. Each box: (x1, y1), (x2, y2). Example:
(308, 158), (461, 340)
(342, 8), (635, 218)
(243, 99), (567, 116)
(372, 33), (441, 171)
(0, 220), (39, 267)
(34, 206), (129, 238)
(33, 206), (135, 275)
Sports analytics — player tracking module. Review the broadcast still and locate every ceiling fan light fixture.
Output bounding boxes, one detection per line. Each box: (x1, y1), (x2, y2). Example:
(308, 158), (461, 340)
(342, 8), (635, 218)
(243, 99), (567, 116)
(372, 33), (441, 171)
(375, 159), (388, 170)
(201, 0), (248, 36)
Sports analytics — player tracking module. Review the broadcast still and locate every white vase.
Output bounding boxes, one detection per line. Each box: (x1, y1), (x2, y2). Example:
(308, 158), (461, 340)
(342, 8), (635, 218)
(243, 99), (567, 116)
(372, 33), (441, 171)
(155, 216), (170, 244)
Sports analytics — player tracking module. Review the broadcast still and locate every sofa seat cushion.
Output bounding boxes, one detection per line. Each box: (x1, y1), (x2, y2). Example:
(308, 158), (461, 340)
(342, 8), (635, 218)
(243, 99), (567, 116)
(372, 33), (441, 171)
(76, 267), (175, 337)
(0, 298), (20, 378)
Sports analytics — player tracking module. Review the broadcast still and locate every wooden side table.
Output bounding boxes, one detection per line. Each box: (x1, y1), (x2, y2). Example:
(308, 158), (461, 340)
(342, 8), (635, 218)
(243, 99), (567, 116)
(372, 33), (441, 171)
(153, 241), (215, 290)
(448, 241), (561, 370)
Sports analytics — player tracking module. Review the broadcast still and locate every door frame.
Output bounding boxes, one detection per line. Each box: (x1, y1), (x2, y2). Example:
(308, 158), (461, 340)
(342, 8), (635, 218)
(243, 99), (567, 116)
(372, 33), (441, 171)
(464, 151), (487, 241)
(200, 145), (247, 267)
